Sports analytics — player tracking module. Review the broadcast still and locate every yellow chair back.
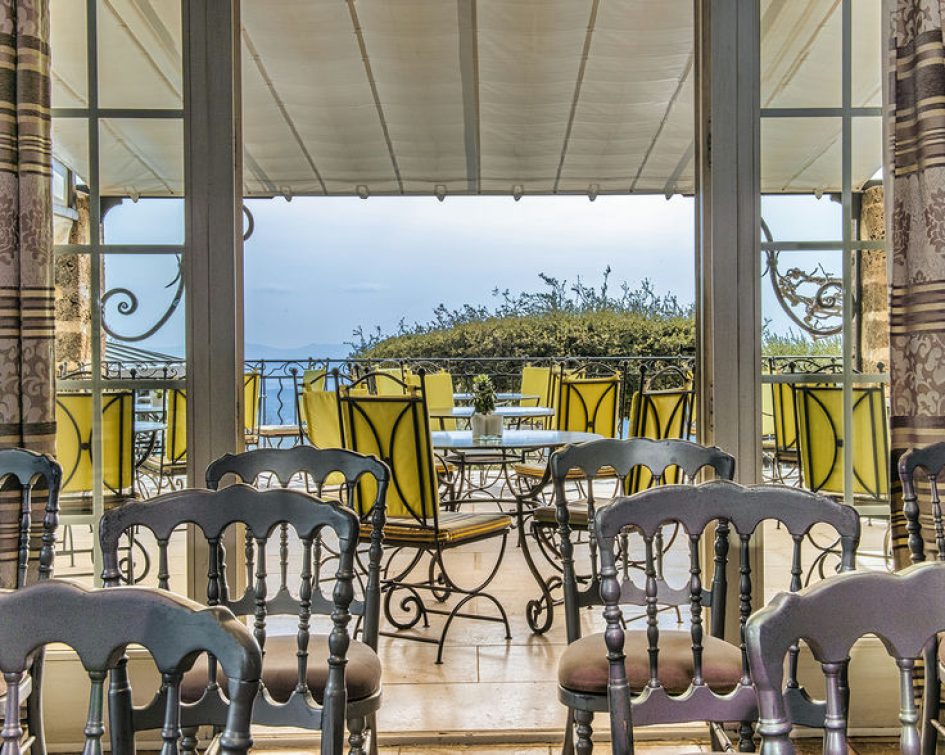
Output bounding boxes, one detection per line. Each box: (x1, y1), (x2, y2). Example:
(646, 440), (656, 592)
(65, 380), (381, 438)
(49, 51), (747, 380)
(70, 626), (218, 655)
(557, 374), (621, 438)
(795, 385), (889, 500)
(244, 372), (260, 436)
(423, 371), (456, 430)
(519, 365), (552, 408)
(55, 392), (134, 495)
(163, 388), (188, 464)
(771, 382), (798, 456)
(300, 389), (342, 449)
(626, 387), (693, 492)
(375, 367), (408, 396)
(762, 380), (775, 439)
(339, 390), (439, 523)
(302, 368), (327, 391)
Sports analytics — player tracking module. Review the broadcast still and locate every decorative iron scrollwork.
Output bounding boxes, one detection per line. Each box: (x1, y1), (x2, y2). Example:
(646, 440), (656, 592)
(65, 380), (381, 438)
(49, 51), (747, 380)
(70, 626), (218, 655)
(101, 255), (184, 343)
(761, 219), (843, 337)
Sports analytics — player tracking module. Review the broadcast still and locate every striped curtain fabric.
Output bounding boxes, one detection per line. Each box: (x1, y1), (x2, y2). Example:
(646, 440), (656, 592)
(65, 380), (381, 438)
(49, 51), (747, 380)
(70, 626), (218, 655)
(0, 0), (56, 586)
(888, 0), (945, 567)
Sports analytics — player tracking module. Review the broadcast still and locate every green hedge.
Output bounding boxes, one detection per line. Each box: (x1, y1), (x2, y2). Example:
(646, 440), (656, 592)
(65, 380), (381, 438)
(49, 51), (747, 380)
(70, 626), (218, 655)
(358, 310), (695, 360)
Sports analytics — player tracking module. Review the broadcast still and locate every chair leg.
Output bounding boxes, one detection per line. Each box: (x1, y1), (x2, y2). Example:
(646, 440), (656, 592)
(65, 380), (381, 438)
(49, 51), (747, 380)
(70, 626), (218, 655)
(738, 720), (755, 752)
(347, 715), (367, 755)
(26, 655), (46, 755)
(921, 648), (941, 755)
(366, 712), (379, 755)
(561, 707), (575, 755)
(180, 726), (199, 755)
(574, 708), (594, 755)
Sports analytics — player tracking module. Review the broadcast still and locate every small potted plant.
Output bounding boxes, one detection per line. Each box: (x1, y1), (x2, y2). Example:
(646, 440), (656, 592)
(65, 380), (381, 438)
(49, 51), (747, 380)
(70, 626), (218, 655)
(471, 374), (502, 441)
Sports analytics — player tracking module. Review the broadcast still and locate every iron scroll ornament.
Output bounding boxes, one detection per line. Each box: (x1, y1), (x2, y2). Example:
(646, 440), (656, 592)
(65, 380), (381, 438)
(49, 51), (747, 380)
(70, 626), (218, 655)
(761, 218), (844, 338)
(100, 205), (254, 343)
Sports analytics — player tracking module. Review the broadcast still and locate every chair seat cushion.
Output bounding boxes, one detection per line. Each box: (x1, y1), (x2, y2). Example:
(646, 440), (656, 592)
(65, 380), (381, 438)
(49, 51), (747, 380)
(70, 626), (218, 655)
(59, 492), (135, 515)
(558, 630), (743, 696)
(361, 510), (512, 545)
(514, 463), (617, 480)
(531, 499), (614, 528)
(257, 424), (299, 438)
(141, 457), (187, 474)
(181, 633), (381, 705)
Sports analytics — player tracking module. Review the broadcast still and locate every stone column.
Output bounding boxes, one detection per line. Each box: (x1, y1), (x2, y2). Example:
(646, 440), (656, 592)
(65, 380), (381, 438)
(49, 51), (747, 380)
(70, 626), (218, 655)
(54, 192), (93, 372)
(858, 185), (889, 373)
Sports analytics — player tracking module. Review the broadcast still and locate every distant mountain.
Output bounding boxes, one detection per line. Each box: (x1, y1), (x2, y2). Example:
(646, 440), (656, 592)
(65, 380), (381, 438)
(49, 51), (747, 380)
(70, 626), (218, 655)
(244, 342), (351, 361)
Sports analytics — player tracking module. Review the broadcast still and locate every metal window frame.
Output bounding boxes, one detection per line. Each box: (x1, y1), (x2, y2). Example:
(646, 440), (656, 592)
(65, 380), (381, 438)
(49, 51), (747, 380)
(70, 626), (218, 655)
(758, 0), (888, 507)
(50, 0), (186, 584)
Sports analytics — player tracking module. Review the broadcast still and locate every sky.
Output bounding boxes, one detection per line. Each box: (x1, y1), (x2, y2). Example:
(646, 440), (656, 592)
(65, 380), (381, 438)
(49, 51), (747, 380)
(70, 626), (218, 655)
(101, 193), (845, 359)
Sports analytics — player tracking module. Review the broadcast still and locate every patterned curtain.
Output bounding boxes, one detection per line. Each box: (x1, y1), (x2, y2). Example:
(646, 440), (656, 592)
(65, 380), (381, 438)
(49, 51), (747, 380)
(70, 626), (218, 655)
(0, 0), (56, 586)
(888, 0), (945, 567)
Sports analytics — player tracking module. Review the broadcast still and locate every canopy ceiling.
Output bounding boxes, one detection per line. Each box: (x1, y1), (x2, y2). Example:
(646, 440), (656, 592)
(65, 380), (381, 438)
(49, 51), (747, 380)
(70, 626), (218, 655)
(49, 0), (883, 198)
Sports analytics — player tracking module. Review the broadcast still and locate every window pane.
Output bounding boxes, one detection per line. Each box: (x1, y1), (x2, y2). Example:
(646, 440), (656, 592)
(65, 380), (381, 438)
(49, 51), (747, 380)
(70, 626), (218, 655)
(762, 249), (843, 349)
(853, 116), (884, 189)
(762, 117), (843, 194)
(50, 0), (88, 108)
(852, 0), (883, 109)
(97, 0), (183, 110)
(99, 118), (184, 198)
(762, 194), (842, 243)
(102, 252), (185, 361)
(103, 197), (184, 245)
(761, 0), (841, 109)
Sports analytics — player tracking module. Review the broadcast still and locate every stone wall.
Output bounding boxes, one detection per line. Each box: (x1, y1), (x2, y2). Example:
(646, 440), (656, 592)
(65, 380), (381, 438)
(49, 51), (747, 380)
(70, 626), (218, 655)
(858, 185), (889, 373)
(54, 192), (93, 370)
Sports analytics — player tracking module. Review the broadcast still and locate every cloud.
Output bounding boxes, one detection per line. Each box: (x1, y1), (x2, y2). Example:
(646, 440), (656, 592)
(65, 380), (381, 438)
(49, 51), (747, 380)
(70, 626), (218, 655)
(340, 282), (387, 293)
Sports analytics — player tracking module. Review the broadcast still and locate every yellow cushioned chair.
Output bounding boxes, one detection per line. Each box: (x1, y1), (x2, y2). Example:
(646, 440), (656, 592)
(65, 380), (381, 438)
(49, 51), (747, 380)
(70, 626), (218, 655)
(422, 370), (457, 431)
(626, 384), (693, 492)
(338, 372), (513, 663)
(795, 384), (889, 514)
(56, 392), (136, 513)
(514, 371), (622, 481)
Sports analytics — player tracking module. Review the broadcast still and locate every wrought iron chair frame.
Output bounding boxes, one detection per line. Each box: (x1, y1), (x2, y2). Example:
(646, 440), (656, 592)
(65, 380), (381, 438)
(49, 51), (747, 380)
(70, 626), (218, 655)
(339, 370), (513, 664)
(0, 579), (260, 755)
(205, 445), (389, 754)
(584, 480), (860, 754)
(747, 562), (945, 755)
(0, 448), (61, 755)
(99, 484), (364, 755)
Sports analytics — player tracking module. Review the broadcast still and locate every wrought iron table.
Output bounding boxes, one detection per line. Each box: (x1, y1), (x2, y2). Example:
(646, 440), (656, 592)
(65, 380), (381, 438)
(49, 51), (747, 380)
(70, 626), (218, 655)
(430, 429), (598, 451)
(431, 430), (603, 633)
(452, 391), (540, 404)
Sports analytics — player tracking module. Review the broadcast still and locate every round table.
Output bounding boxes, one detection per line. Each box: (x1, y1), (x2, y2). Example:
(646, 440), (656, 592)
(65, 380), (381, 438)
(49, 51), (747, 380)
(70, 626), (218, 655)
(452, 392), (540, 404)
(428, 406), (555, 420)
(430, 429), (598, 450)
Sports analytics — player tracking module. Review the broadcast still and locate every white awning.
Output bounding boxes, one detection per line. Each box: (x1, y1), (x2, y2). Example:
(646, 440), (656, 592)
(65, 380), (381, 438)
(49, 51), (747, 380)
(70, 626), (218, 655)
(49, 0), (882, 198)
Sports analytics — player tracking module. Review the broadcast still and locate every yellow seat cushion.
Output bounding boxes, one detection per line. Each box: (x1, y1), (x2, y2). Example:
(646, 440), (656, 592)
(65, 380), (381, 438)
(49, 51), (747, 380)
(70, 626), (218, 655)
(531, 499), (614, 528)
(361, 510), (512, 545)
(514, 463), (617, 480)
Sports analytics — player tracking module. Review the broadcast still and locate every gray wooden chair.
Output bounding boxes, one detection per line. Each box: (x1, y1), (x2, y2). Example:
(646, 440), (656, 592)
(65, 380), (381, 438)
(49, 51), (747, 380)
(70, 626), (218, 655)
(899, 441), (945, 754)
(550, 439), (735, 752)
(747, 561), (945, 755)
(205, 445), (389, 753)
(526, 438), (735, 636)
(0, 579), (260, 755)
(99, 483), (368, 755)
(0, 448), (61, 755)
(582, 480), (860, 754)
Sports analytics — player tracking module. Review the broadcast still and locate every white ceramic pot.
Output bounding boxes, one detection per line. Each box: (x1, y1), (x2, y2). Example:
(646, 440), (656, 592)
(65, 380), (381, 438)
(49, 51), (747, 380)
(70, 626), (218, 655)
(471, 412), (503, 440)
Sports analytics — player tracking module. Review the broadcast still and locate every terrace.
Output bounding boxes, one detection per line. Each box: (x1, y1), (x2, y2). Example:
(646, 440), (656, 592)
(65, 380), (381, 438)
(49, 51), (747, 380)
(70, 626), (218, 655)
(0, 0), (927, 753)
